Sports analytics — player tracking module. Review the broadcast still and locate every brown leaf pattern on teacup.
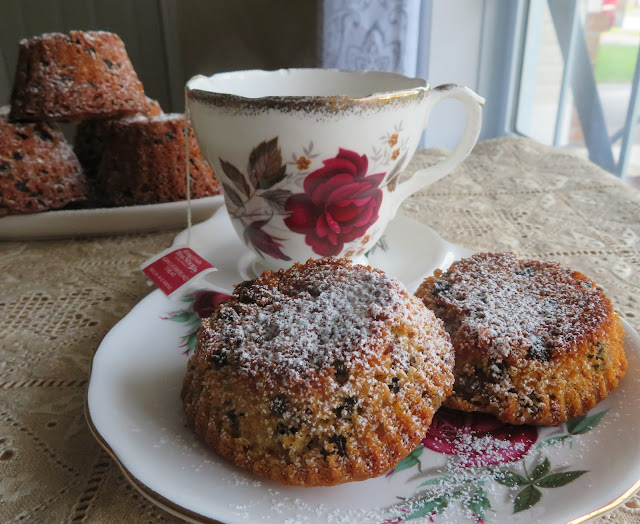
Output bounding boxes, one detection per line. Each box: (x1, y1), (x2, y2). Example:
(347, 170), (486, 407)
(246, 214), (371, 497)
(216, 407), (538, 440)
(260, 188), (292, 212)
(219, 137), (289, 209)
(248, 137), (287, 190)
(220, 159), (251, 199)
(243, 218), (291, 261)
(220, 180), (244, 212)
(218, 137), (294, 261)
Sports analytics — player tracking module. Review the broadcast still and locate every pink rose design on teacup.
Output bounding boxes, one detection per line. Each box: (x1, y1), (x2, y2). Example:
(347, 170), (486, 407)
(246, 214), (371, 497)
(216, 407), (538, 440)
(284, 148), (385, 256)
(422, 408), (538, 467)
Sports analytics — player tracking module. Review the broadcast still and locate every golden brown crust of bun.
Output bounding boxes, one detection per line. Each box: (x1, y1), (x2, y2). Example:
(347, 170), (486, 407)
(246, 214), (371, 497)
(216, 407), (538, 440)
(182, 258), (455, 486)
(94, 114), (220, 206)
(10, 31), (148, 122)
(416, 252), (627, 425)
(74, 96), (163, 180)
(0, 106), (87, 215)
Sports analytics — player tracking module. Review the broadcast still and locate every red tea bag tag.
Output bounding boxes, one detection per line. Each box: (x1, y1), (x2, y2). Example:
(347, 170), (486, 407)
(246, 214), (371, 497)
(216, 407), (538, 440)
(141, 246), (217, 298)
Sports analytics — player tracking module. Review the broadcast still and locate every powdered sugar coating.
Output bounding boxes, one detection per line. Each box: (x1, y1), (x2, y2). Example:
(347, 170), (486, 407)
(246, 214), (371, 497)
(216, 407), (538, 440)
(20, 30), (115, 44)
(203, 258), (443, 387)
(418, 252), (613, 361)
(120, 113), (183, 124)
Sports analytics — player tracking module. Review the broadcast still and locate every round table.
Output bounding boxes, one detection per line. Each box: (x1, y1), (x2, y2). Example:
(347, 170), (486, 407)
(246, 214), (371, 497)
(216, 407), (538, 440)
(1, 136), (638, 523)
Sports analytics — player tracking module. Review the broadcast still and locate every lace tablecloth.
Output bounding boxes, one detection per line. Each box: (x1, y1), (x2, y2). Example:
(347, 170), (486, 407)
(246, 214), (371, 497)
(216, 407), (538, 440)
(0, 136), (639, 523)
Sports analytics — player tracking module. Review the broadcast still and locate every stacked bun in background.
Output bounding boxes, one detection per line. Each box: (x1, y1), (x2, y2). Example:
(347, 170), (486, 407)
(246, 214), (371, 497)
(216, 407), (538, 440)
(1, 30), (220, 216)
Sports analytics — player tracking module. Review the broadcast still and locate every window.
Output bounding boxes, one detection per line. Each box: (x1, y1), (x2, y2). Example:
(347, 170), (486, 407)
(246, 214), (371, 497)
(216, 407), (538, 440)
(514, 0), (640, 182)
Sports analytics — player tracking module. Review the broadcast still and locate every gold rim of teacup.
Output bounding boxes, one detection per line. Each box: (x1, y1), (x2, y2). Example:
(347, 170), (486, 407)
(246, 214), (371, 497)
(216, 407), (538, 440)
(185, 68), (429, 114)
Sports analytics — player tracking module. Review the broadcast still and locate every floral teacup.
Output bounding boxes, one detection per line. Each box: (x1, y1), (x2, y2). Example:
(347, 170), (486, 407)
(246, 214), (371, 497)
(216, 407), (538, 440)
(186, 68), (484, 271)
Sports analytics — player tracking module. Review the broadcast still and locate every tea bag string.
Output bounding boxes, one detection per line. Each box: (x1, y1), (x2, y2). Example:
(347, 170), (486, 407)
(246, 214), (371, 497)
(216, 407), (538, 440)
(184, 100), (192, 246)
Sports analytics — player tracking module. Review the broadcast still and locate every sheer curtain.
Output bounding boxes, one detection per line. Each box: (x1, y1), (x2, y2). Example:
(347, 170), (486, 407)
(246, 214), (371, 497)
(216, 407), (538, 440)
(318, 0), (487, 150)
(318, 1), (524, 152)
(320, 0), (424, 77)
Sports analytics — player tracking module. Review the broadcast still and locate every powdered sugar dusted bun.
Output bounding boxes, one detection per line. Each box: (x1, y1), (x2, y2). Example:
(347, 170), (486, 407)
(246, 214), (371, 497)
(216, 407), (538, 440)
(0, 106), (87, 216)
(182, 258), (454, 486)
(416, 252), (627, 426)
(9, 31), (149, 122)
(95, 113), (220, 206)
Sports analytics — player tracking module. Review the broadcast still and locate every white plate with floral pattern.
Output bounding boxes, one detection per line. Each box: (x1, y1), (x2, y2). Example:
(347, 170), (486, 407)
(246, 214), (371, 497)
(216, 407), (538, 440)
(87, 211), (640, 523)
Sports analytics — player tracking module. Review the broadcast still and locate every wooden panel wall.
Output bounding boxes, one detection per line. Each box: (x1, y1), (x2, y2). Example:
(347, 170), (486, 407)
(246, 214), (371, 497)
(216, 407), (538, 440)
(0, 0), (319, 113)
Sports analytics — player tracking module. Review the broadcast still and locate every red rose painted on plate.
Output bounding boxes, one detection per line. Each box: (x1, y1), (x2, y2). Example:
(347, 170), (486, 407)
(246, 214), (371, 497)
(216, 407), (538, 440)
(422, 408), (538, 467)
(192, 291), (231, 319)
(284, 148), (384, 256)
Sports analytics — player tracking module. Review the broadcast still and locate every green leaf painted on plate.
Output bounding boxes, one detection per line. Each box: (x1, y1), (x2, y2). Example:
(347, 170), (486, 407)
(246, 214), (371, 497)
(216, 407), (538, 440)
(393, 446), (424, 474)
(566, 410), (608, 435)
(417, 475), (456, 488)
(535, 470), (588, 488)
(186, 330), (199, 353)
(495, 471), (529, 487)
(467, 487), (491, 520)
(181, 295), (195, 303)
(405, 494), (451, 520)
(531, 457), (551, 481)
(513, 485), (542, 513)
(166, 311), (193, 323)
(186, 316), (202, 327)
(534, 434), (573, 449)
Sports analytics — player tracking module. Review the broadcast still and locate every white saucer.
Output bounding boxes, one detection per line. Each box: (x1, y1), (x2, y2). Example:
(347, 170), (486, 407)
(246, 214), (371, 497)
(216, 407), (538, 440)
(172, 207), (474, 293)
(87, 212), (640, 523)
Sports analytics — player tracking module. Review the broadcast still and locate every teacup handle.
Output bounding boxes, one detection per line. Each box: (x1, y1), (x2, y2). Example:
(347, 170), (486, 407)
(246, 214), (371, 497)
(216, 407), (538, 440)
(393, 84), (485, 203)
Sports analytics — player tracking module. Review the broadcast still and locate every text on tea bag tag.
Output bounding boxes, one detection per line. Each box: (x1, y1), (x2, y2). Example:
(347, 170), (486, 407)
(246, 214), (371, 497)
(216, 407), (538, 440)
(141, 246), (216, 298)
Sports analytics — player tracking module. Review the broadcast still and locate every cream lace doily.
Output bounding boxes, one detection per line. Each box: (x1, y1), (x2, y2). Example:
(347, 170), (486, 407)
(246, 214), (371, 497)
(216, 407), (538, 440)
(0, 136), (638, 522)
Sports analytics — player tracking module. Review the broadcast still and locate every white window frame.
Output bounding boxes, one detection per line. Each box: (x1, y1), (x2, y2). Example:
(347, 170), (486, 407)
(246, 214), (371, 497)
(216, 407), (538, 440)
(479, 0), (640, 180)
